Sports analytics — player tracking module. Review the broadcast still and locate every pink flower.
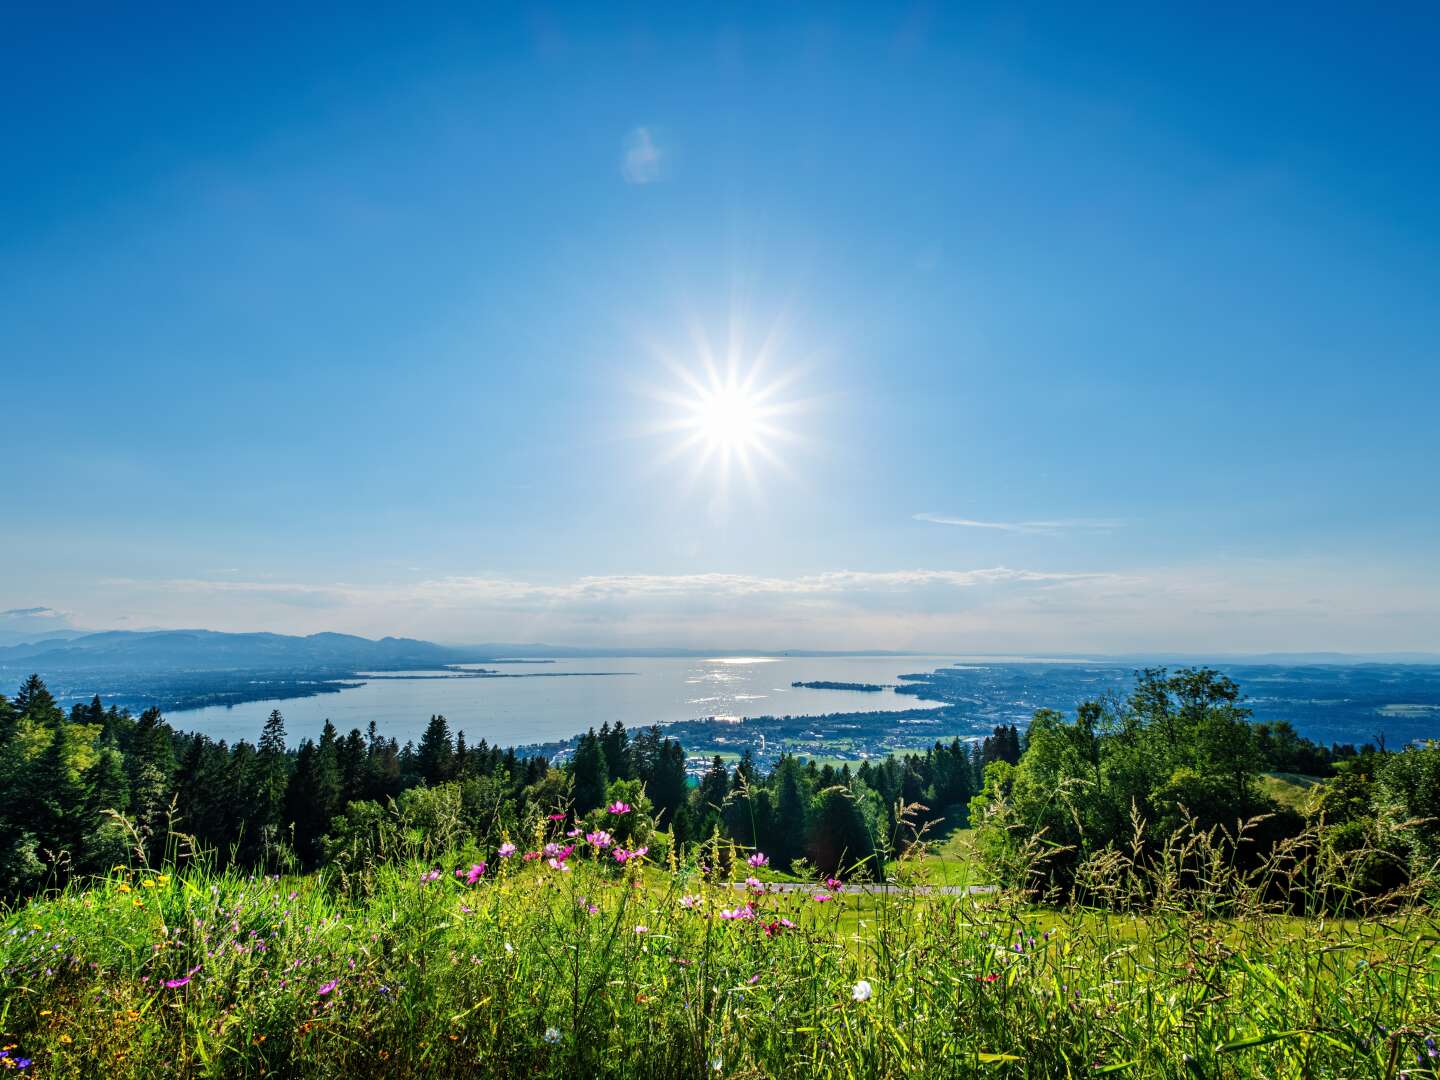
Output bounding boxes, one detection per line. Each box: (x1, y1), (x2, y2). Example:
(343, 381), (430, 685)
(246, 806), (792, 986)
(318, 979), (339, 996)
(633, 925), (648, 934)
(547, 813), (566, 821)
(747, 852), (769, 869)
(419, 868), (442, 883)
(585, 830), (613, 849)
(814, 893), (833, 903)
(464, 862), (487, 885)
(497, 842), (517, 858)
(165, 964), (201, 989)
(825, 877), (843, 890)
(679, 894), (701, 909)
(745, 876), (764, 891)
(566, 827), (583, 838)
(606, 801), (632, 815)
(523, 850), (541, 862)
(613, 845), (648, 864)
(720, 904), (756, 920)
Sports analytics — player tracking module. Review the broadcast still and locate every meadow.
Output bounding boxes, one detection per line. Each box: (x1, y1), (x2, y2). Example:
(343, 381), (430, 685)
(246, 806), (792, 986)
(2, 822), (1437, 1079)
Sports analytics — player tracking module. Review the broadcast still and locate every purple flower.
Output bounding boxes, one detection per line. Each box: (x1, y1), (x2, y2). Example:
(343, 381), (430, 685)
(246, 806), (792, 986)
(606, 801), (632, 815)
(747, 852), (769, 869)
(497, 842), (517, 858)
(318, 979), (338, 996)
(585, 830), (613, 850)
(166, 964), (202, 989)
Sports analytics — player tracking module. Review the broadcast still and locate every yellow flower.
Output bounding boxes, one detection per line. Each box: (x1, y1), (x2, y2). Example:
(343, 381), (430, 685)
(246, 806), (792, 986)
(132, 898), (144, 908)
(141, 880), (156, 889)
(117, 883), (131, 894)
(58, 1034), (72, 1044)
(158, 874), (171, 884)
(38, 1010), (51, 1017)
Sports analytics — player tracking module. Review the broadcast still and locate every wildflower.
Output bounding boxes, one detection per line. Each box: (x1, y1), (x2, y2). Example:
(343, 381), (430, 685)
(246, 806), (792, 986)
(747, 852), (769, 868)
(585, 830), (613, 849)
(613, 845), (648, 864)
(606, 801), (632, 815)
(824, 876), (842, 890)
(634, 925), (648, 934)
(141, 880), (156, 889)
(813, 893), (833, 903)
(547, 813), (566, 821)
(852, 979), (873, 1002)
(679, 894), (701, 909)
(497, 842), (517, 858)
(544, 1027), (562, 1044)
(116, 883), (131, 894)
(523, 850), (541, 862)
(318, 979), (338, 996)
(420, 868), (443, 883)
(719, 905), (755, 920)
(975, 972), (1000, 983)
(504, 942), (514, 954)
(566, 827), (583, 838)
(166, 964), (202, 989)
(464, 862), (487, 885)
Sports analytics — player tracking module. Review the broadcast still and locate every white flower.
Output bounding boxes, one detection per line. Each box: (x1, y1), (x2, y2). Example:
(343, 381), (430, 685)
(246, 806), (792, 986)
(851, 979), (873, 1002)
(504, 941), (513, 954)
(634, 925), (648, 934)
(544, 1026), (562, 1044)
(711, 1056), (724, 1072)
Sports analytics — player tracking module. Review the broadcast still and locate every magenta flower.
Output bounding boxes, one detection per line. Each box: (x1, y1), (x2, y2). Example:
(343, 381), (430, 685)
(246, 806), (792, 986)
(814, 893), (833, 903)
(612, 845), (648, 864)
(745, 876), (764, 891)
(585, 830), (613, 849)
(464, 862), (487, 885)
(497, 842), (517, 858)
(606, 801), (632, 815)
(825, 877), (843, 890)
(547, 813), (566, 821)
(747, 852), (769, 868)
(165, 964), (201, 989)
(318, 979), (338, 996)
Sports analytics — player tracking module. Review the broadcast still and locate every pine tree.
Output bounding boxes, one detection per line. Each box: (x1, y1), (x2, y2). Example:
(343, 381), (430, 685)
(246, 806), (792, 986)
(417, 715), (454, 785)
(571, 729), (610, 814)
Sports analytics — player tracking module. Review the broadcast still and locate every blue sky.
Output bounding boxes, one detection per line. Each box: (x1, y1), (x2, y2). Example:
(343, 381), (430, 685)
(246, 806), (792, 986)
(3, 4), (1438, 652)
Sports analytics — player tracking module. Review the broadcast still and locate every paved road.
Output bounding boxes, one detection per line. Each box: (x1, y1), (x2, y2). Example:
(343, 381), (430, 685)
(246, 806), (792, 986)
(725, 882), (997, 896)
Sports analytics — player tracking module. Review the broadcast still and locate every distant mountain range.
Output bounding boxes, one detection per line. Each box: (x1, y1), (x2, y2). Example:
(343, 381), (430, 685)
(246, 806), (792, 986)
(0, 630), (922, 678)
(0, 628), (1435, 678)
(0, 630), (487, 674)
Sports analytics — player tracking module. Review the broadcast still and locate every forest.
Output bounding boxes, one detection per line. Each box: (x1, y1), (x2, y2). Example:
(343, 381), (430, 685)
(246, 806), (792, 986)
(1, 667), (1434, 907)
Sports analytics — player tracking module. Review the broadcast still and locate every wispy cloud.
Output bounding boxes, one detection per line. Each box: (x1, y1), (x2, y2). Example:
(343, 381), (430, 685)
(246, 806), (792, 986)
(622, 127), (664, 184)
(914, 513), (1124, 535)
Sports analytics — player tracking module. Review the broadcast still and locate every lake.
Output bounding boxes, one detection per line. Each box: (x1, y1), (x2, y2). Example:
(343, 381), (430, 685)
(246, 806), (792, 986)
(165, 655), (951, 747)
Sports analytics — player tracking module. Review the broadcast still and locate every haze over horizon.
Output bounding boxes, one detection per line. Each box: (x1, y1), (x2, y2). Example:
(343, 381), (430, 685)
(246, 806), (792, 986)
(5, 6), (1439, 655)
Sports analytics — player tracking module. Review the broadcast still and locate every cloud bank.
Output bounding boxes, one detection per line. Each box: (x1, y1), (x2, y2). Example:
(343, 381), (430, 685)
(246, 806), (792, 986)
(74, 559), (1440, 655)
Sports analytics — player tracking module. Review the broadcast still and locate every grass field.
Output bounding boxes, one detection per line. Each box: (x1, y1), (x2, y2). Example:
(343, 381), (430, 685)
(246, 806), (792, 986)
(1, 831), (1437, 1079)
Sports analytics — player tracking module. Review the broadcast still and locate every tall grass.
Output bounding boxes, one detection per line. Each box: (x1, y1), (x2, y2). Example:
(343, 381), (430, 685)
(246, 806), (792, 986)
(1, 814), (1437, 1078)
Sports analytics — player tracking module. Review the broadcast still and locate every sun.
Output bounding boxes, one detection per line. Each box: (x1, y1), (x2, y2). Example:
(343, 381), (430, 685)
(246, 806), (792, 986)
(688, 380), (766, 454)
(644, 351), (807, 502)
